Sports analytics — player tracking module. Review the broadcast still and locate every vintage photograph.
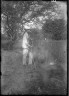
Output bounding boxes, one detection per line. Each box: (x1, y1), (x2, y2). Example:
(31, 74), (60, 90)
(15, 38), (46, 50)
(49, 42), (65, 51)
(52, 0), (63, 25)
(1, 1), (67, 95)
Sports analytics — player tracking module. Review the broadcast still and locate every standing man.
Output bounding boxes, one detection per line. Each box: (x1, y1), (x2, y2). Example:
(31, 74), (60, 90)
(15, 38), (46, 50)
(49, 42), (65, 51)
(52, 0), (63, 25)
(22, 32), (33, 65)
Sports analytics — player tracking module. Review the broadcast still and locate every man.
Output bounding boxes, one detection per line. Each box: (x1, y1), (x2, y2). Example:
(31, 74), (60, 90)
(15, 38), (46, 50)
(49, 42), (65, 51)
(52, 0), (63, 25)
(22, 32), (33, 65)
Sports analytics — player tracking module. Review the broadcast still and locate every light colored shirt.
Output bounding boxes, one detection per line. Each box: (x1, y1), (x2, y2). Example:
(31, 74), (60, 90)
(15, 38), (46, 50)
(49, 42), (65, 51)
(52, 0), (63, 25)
(22, 32), (28, 48)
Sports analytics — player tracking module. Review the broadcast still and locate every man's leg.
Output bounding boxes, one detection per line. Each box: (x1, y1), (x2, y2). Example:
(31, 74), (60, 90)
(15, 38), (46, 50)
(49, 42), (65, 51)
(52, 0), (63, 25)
(28, 52), (33, 64)
(23, 48), (28, 65)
